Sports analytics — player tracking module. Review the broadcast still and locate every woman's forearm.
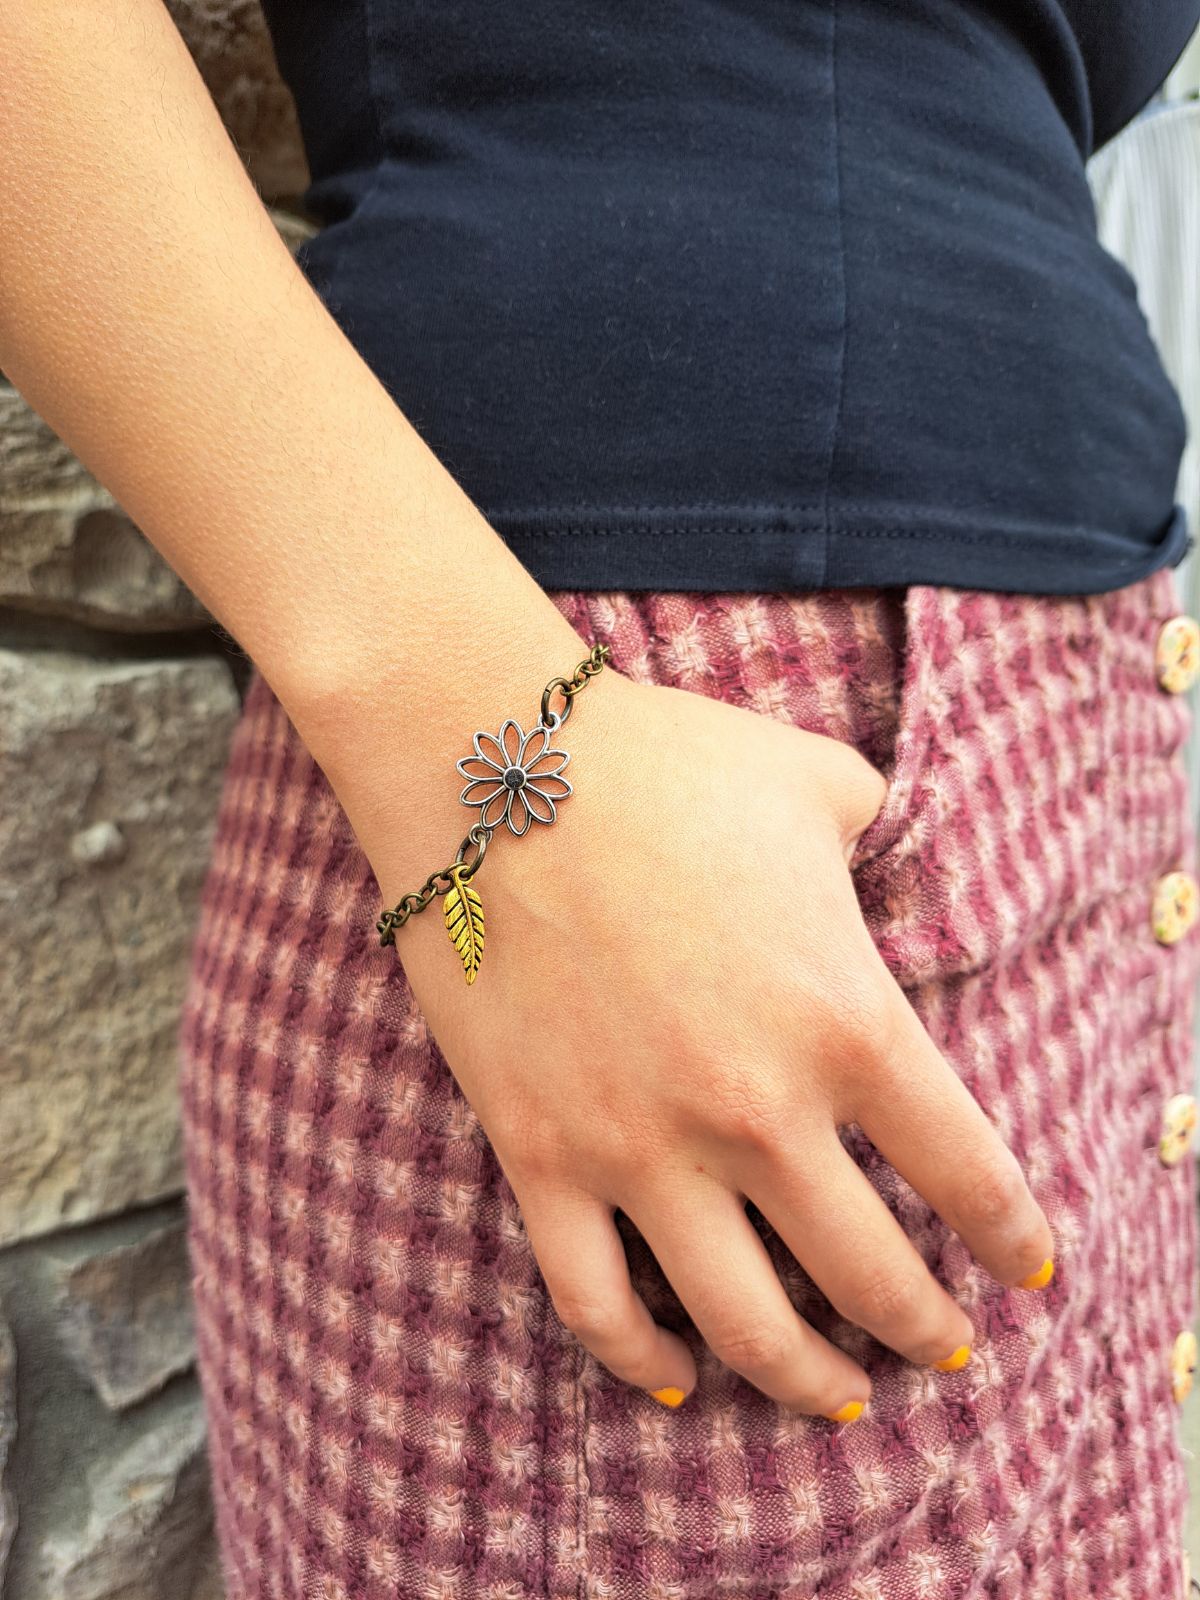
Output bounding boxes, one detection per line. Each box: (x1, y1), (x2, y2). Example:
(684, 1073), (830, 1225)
(0, 0), (599, 897)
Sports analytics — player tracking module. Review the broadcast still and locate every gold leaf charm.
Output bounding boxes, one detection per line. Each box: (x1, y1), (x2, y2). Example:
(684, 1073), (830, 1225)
(444, 865), (485, 984)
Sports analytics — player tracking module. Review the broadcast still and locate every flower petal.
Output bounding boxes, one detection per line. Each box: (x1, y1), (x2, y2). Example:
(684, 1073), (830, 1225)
(518, 725), (550, 770)
(524, 747), (570, 778)
(506, 789), (531, 835)
(521, 785), (557, 824)
(459, 779), (505, 808)
(526, 774), (572, 803)
(457, 754), (502, 781)
(499, 718), (525, 765)
(481, 787), (512, 828)
(473, 731), (507, 769)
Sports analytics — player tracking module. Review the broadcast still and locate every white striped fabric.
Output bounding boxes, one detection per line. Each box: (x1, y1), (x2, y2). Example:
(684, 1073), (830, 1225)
(1089, 101), (1200, 552)
(1089, 99), (1200, 833)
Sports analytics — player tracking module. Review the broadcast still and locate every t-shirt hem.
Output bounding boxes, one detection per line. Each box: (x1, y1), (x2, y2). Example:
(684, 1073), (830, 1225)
(492, 502), (1193, 597)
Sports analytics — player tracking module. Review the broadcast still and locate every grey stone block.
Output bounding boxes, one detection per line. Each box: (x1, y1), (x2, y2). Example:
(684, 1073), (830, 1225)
(38, 1400), (213, 1600)
(0, 1302), (15, 1591)
(53, 1221), (196, 1412)
(0, 648), (240, 1244)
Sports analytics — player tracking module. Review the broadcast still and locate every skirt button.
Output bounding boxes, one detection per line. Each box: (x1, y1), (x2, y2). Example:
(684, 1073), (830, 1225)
(1171, 1328), (1197, 1403)
(1154, 614), (1200, 694)
(1151, 870), (1199, 945)
(1159, 1093), (1198, 1167)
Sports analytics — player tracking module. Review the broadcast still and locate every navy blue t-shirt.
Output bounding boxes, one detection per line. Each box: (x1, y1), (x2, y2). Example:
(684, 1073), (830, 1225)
(261, 0), (1197, 595)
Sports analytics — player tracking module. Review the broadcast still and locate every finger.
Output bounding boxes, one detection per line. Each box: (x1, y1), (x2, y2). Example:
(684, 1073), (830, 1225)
(626, 1177), (871, 1420)
(850, 984), (1054, 1290)
(742, 1126), (976, 1370)
(517, 1184), (699, 1408)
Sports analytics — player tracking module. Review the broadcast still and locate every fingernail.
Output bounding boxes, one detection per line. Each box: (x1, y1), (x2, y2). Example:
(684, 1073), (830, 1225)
(825, 1400), (865, 1424)
(932, 1344), (972, 1373)
(1018, 1257), (1054, 1291)
(649, 1386), (688, 1408)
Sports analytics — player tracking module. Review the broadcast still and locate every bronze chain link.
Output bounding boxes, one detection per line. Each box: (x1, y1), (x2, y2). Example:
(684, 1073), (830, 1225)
(376, 642), (611, 948)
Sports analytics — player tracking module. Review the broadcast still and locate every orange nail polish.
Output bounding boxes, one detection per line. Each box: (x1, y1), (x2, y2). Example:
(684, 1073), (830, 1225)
(1018, 1257), (1054, 1291)
(932, 1344), (972, 1373)
(649, 1386), (687, 1408)
(825, 1400), (865, 1423)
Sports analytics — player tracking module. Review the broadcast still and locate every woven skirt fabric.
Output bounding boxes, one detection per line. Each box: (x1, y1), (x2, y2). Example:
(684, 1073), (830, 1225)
(179, 566), (1200, 1600)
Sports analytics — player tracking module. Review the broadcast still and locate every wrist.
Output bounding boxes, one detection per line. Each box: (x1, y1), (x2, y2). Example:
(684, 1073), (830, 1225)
(276, 609), (635, 907)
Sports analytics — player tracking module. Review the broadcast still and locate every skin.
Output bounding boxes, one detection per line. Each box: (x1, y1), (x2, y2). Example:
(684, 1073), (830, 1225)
(0, 0), (1053, 1417)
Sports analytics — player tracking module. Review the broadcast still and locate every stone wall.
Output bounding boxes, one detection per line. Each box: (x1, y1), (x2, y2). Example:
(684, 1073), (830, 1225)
(0, 8), (308, 1594)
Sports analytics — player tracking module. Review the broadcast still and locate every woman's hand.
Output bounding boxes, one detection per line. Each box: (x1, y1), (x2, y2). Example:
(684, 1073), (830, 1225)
(0, 0), (1052, 1424)
(381, 671), (1055, 1419)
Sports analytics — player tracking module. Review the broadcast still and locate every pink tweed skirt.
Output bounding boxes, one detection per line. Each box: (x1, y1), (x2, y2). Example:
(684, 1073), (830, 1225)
(179, 566), (1200, 1600)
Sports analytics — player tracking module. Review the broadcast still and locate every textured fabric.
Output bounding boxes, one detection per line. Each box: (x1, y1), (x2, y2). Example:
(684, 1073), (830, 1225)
(1090, 100), (1200, 551)
(258, 0), (1196, 597)
(179, 564), (1200, 1599)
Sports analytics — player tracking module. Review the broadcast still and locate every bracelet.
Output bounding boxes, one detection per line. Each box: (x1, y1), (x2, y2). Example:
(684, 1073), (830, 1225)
(375, 642), (613, 985)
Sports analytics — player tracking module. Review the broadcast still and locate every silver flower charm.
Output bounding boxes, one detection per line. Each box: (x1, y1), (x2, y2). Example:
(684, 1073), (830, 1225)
(456, 717), (573, 836)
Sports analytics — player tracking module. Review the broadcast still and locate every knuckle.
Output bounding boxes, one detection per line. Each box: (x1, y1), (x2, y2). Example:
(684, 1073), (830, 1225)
(820, 977), (899, 1073)
(820, 737), (889, 818)
(549, 1289), (624, 1347)
(852, 1262), (927, 1330)
(498, 1100), (566, 1184)
(844, 750), (890, 824)
(955, 1155), (1028, 1234)
(508, 1139), (558, 1188)
(708, 1071), (788, 1154)
(711, 1320), (794, 1375)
